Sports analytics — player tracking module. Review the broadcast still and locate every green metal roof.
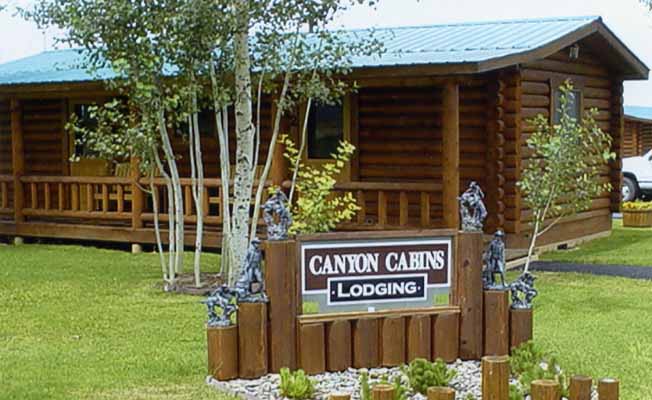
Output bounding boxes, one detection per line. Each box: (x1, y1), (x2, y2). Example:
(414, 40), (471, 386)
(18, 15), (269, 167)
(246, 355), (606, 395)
(0, 15), (647, 86)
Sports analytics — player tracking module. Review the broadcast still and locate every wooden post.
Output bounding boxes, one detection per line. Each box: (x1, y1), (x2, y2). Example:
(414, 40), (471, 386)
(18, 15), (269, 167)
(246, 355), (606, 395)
(407, 314), (431, 362)
(207, 325), (238, 381)
(531, 379), (560, 400)
(481, 355), (509, 400)
(432, 312), (459, 362)
(298, 323), (326, 375)
(427, 387), (455, 400)
(484, 290), (509, 356)
(380, 316), (406, 367)
(326, 320), (352, 371)
(329, 393), (351, 400)
(455, 231), (483, 360)
(509, 308), (533, 350)
(10, 98), (24, 224)
(130, 156), (143, 229)
(442, 81), (460, 229)
(353, 317), (379, 368)
(598, 378), (619, 400)
(569, 375), (592, 400)
(237, 302), (268, 378)
(372, 384), (394, 400)
(270, 136), (288, 186)
(264, 240), (297, 372)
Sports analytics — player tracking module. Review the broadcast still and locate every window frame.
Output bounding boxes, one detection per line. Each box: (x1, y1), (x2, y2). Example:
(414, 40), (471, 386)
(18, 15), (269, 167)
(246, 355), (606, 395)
(549, 77), (585, 124)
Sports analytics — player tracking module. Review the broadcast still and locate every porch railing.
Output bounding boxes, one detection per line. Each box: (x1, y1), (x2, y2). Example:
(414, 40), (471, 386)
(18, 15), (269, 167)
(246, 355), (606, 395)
(0, 175), (12, 216)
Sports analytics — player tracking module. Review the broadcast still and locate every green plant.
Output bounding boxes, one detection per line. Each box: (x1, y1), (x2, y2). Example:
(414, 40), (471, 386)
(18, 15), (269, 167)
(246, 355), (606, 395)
(360, 371), (371, 400)
(622, 201), (652, 211)
(465, 394), (477, 400)
(279, 368), (315, 400)
(509, 383), (524, 400)
(509, 341), (570, 398)
(404, 358), (457, 395)
(280, 134), (360, 234)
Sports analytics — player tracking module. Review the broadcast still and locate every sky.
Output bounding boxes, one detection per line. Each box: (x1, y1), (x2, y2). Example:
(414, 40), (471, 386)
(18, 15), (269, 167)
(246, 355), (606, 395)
(1, 0), (652, 105)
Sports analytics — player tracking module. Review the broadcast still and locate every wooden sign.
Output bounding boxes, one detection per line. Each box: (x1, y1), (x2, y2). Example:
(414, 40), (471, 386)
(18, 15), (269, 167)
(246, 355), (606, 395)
(300, 234), (453, 313)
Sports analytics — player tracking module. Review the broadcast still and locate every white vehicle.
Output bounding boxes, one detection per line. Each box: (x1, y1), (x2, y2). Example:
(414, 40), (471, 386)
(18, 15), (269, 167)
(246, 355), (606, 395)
(622, 150), (652, 201)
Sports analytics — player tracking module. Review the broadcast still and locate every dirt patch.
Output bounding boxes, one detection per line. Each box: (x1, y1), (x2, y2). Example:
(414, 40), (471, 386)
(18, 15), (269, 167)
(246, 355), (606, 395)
(170, 272), (223, 296)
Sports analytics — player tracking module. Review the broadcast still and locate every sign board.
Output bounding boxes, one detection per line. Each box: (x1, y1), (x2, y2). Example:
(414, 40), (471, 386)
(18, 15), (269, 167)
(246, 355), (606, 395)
(300, 234), (453, 314)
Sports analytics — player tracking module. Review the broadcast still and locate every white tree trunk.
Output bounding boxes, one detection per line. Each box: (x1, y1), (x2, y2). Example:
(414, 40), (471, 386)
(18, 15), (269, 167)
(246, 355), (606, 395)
(154, 149), (177, 288)
(189, 89), (204, 288)
(148, 171), (167, 280)
(230, 6), (256, 285)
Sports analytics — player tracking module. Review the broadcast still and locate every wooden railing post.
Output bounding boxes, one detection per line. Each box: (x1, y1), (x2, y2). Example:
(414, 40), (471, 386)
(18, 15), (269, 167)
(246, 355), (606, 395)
(10, 98), (24, 226)
(130, 157), (143, 253)
(442, 81), (459, 229)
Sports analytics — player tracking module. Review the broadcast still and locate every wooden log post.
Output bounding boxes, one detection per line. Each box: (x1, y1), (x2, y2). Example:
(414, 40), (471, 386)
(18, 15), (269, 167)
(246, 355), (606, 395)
(407, 314), (431, 362)
(207, 325), (238, 381)
(10, 98), (24, 225)
(531, 379), (560, 400)
(329, 393), (351, 400)
(380, 316), (406, 367)
(569, 375), (592, 400)
(327, 320), (352, 371)
(353, 317), (379, 368)
(432, 312), (459, 362)
(372, 384), (394, 400)
(481, 355), (509, 400)
(484, 290), (509, 356)
(509, 308), (533, 350)
(298, 323), (326, 375)
(264, 240), (297, 372)
(427, 387), (455, 400)
(455, 231), (484, 360)
(130, 156), (143, 251)
(598, 378), (619, 400)
(238, 302), (268, 378)
(442, 81), (460, 230)
(270, 136), (288, 186)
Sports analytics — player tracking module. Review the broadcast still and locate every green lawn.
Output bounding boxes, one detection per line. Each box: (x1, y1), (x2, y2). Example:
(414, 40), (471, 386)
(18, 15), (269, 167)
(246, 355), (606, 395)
(541, 219), (652, 266)
(1, 243), (651, 399)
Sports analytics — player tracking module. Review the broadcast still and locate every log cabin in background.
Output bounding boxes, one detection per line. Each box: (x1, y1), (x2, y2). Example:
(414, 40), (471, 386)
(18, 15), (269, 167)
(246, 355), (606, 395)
(623, 106), (652, 157)
(0, 16), (648, 254)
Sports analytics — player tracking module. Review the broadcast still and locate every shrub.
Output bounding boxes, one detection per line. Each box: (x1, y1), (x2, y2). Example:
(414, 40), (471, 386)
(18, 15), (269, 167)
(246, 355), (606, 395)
(280, 135), (360, 235)
(404, 358), (457, 395)
(360, 371), (371, 400)
(379, 374), (408, 400)
(622, 201), (652, 211)
(279, 368), (315, 400)
(510, 341), (570, 398)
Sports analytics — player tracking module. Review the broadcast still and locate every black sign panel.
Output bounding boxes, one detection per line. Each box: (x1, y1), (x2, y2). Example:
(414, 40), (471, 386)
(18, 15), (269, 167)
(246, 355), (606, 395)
(327, 274), (427, 305)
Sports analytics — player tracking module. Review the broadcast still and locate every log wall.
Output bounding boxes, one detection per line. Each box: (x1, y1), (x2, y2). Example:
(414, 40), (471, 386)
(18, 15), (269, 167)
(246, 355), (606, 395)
(510, 44), (619, 248)
(0, 100), (10, 175)
(623, 118), (652, 158)
(22, 99), (66, 176)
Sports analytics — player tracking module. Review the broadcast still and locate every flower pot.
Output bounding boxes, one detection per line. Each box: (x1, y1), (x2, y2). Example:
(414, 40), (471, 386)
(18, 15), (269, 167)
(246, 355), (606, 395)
(622, 209), (652, 227)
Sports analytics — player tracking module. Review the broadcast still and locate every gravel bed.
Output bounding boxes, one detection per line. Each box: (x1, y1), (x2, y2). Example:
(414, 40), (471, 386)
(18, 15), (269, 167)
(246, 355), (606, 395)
(207, 360), (490, 400)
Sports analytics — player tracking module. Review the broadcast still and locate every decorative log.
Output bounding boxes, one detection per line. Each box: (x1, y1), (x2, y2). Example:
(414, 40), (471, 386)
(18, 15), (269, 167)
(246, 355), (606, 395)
(372, 384), (395, 400)
(329, 393), (351, 400)
(456, 231), (484, 360)
(298, 323), (326, 375)
(432, 312), (459, 362)
(407, 314), (432, 361)
(327, 320), (352, 371)
(569, 375), (592, 400)
(510, 308), (533, 350)
(264, 240), (297, 372)
(238, 302), (268, 378)
(531, 379), (560, 400)
(427, 387), (455, 400)
(207, 325), (238, 381)
(353, 317), (379, 368)
(598, 378), (619, 400)
(380, 316), (406, 366)
(484, 290), (509, 356)
(481, 355), (509, 400)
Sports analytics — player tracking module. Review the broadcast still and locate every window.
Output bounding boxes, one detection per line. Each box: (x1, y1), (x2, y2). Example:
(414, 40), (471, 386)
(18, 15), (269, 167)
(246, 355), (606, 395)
(73, 103), (99, 157)
(175, 108), (219, 137)
(552, 88), (582, 124)
(307, 103), (343, 159)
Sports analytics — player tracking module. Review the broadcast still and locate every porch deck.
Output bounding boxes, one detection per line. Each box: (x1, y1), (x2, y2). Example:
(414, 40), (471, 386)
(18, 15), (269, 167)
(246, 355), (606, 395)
(0, 174), (446, 247)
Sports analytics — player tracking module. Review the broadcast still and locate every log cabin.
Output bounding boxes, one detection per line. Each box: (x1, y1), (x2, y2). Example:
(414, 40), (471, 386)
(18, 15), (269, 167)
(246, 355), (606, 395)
(623, 106), (652, 157)
(0, 16), (648, 253)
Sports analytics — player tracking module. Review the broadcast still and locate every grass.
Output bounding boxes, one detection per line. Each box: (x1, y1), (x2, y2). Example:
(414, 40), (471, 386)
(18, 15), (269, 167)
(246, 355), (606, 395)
(541, 219), (652, 266)
(1, 243), (651, 399)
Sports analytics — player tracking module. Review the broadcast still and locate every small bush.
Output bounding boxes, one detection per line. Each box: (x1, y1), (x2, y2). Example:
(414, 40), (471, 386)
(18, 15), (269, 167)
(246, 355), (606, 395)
(360, 371), (371, 400)
(379, 374), (408, 400)
(510, 341), (570, 398)
(279, 368), (315, 400)
(622, 201), (652, 211)
(404, 358), (456, 395)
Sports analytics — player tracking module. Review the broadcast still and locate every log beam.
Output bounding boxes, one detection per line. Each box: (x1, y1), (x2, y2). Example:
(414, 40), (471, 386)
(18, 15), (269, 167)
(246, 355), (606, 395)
(10, 98), (24, 224)
(442, 82), (460, 229)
